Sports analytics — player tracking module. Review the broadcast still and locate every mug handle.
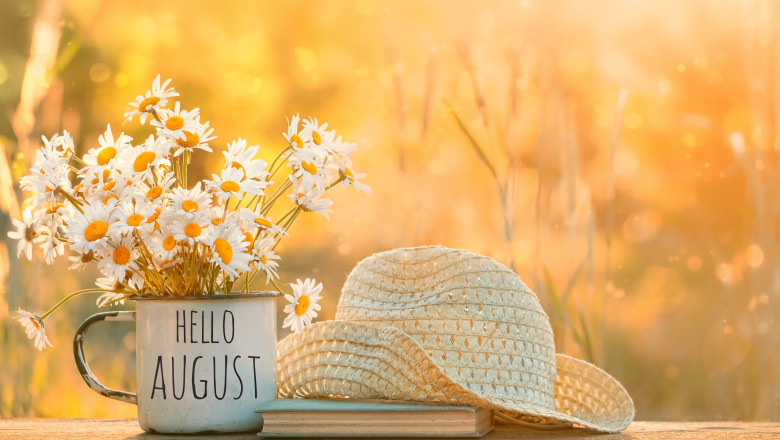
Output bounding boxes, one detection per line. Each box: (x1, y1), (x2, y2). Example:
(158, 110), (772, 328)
(73, 311), (137, 405)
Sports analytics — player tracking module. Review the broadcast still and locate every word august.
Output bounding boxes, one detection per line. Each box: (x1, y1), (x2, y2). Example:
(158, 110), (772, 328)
(149, 310), (263, 400)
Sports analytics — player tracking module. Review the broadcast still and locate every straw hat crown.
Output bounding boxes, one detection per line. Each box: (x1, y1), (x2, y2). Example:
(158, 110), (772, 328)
(277, 246), (634, 432)
(335, 246), (558, 411)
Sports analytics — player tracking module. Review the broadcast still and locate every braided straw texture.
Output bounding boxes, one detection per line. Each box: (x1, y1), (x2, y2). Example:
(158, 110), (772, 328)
(276, 246), (634, 432)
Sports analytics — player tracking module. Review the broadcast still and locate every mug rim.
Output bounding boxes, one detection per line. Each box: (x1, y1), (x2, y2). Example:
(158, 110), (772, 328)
(130, 291), (279, 301)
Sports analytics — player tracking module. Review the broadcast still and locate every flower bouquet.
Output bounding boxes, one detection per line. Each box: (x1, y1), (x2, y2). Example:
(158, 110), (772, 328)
(9, 74), (370, 350)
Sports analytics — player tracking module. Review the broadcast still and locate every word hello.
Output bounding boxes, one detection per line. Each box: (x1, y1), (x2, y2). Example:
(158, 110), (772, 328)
(176, 310), (235, 344)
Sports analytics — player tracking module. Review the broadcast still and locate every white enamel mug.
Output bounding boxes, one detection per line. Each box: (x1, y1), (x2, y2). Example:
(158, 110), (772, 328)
(73, 292), (278, 434)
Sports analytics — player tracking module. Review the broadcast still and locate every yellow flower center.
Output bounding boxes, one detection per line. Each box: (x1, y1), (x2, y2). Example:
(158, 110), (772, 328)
(112, 246), (131, 265)
(146, 186), (163, 199)
(260, 253), (267, 265)
(290, 134), (303, 148)
(176, 131), (200, 148)
(344, 168), (355, 179)
(102, 181), (116, 191)
(301, 161), (317, 175)
(182, 200), (198, 212)
(211, 218), (224, 226)
(230, 161), (247, 181)
(29, 317), (40, 330)
(184, 223), (202, 238)
(254, 217), (272, 228)
(243, 231), (253, 244)
(85, 220), (108, 242)
(220, 180), (240, 193)
(295, 295), (310, 316)
(97, 147), (117, 166)
(165, 116), (184, 130)
(163, 236), (177, 251)
(45, 203), (64, 215)
(138, 96), (161, 112)
(133, 151), (156, 172)
(147, 208), (161, 223)
(103, 195), (118, 205)
(126, 214), (144, 227)
(312, 131), (321, 145)
(213, 238), (233, 264)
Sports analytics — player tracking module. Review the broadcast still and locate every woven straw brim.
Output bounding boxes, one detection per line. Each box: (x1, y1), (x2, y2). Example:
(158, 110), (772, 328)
(277, 320), (635, 433)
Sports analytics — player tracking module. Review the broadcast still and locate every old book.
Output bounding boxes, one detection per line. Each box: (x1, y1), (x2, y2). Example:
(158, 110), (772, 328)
(256, 398), (494, 438)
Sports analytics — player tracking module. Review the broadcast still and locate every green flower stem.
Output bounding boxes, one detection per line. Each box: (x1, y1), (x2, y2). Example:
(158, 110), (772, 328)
(260, 180), (293, 216)
(56, 187), (85, 215)
(41, 289), (109, 319)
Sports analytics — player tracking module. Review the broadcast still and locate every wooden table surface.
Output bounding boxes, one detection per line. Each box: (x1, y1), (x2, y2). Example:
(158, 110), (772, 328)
(1, 419), (779, 439)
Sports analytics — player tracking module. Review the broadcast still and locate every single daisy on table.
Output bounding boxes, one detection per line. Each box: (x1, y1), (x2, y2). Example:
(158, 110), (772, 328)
(16, 309), (52, 351)
(205, 167), (267, 203)
(7, 208), (39, 260)
(67, 204), (115, 255)
(150, 101), (199, 142)
(206, 225), (252, 280)
(124, 74), (178, 125)
(170, 120), (215, 157)
(252, 236), (281, 282)
(170, 213), (210, 245)
(282, 278), (323, 333)
(97, 233), (140, 282)
(169, 183), (212, 216)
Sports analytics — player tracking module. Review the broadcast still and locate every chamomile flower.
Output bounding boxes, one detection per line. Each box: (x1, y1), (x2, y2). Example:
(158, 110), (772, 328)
(170, 183), (212, 216)
(288, 177), (333, 218)
(96, 289), (128, 308)
(67, 204), (115, 254)
(36, 225), (65, 264)
(300, 117), (338, 155)
(252, 236), (281, 282)
(170, 213), (210, 245)
(338, 158), (371, 194)
(135, 171), (176, 202)
(124, 74), (179, 124)
(170, 120), (215, 157)
(16, 309), (52, 350)
(282, 278), (323, 333)
(7, 208), (38, 260)
(150, 101), (199, 142)
(69, 251), (96, 270)
(20, 150), (71, 206)
(288, 146), (330, 191)
(81, 124), (133, 177)
(222, 138), (270, 181)
(238, 208), (286, 237)
(283, 114), (304, 149)
(116, 136), (171, 181)
(111, 201), (156, 237)
(206, 225), (252, 280)
(97, 234), (140, 281)
(205, 167), (266, 202)
(148, 226), (182, 262)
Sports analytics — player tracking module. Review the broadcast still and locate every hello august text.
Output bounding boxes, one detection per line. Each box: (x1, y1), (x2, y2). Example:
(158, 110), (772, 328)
(150, 310), (263, 400)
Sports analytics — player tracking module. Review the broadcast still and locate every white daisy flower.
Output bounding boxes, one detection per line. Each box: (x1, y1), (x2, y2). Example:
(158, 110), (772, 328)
(52, 130), (76, 162)
(283, 114), (304, 149)
(68, 251), (96, 270)
(96, 290), (128, 308)
(300, 117), (339, 155)
(170, 120), (215, 157)
(150, 101), (199, 142)
(124, 74), (179, 124)
(7, 208), (38, 260)
(238, 207), (286, 237)
(116, 136), (171, 181)
(134, 171), (175, 202)
(81, 124), (132, 178)
(111, 201), (156, 237)
(170, 213), (210, 245)
(282, 278), (323, 333)
(97, 234), (140, 282)
(205, 167), (267, 203)
(36, 224), (65, 264)
(288, 146), (330, 192)
(288, 177), (333, 218)
(252, 236), (281, 282)
(148, 226), (181, 263)
(16, 309), (53, 350)
(222, 138), (270, 182)
(338, 158), (371, 194)
(169, 183), (212, 216)
(206, 225), (252, 280)
(67, 204), (115, 255)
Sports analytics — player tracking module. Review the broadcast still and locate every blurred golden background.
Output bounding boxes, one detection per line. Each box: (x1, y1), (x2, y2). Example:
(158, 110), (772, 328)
(1, 0), (778, 421)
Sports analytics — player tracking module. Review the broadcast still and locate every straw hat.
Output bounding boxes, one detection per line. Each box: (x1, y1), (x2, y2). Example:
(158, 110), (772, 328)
(276, 246), (634, 433)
